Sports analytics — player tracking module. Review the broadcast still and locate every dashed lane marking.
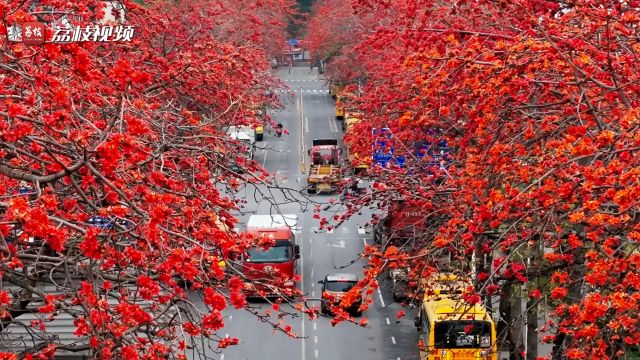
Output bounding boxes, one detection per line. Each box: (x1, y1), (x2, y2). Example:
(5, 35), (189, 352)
(391, 336), (396, 345)
(357, 227), (366, 235)
(314, 336), (318, 344)
(377, 288), (386, 307)
(386, 317), (390, 325)
(315, 349), (319, 358)
(313, 323), (317, 331)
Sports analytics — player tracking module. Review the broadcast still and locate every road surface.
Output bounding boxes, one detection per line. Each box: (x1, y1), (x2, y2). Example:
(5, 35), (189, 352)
(188, 66), (420, 360)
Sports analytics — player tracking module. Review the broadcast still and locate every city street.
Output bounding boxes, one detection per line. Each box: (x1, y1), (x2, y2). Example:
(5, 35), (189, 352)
(3, 1), (638, 359)
(189, 66), (419, 360)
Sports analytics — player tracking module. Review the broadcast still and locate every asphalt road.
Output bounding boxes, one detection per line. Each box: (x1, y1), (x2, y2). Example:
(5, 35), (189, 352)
(188, 66), (420, 360)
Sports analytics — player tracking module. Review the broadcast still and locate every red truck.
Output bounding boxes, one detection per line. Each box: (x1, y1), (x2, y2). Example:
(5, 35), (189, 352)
(307, 138), (342, 194)
(372, 198), (437, 302)
(242, 214), (300, 297)
(373, 200), (431, 246)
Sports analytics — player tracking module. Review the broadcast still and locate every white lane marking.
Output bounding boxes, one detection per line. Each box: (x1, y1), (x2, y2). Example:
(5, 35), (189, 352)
(225, 334), (229, 338)
(328, 240), (345, 248)
(328, 116), (339, 133)
(221, 355), (224, 360)
(386, 317), (390, 325)
(358, 227), (366, 235)
(327, 228), (334, 234)
(391, 336), (396, 345)
(311, 282), (314, 288)
(262, 147), (268, 167)
(301, 237), (306, 360)
(333, 117), (339, 133)
(312, 290), (315, 297)
(229, 315), (233, 321)
(309, 238), (312, 245)
(362, 238), (367, 246)
(304, 116), (309, 133)
(311, 267), (314, 279)
(377, 288), (386, 307)
(315, 349), (319, 358)
(313, 323), (317, 331)
(398, 358), (401, 360)
(314, 336), (318, 344)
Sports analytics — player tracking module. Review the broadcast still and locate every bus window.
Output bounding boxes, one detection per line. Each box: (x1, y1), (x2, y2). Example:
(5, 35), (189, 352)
(433, 320), (492, 349)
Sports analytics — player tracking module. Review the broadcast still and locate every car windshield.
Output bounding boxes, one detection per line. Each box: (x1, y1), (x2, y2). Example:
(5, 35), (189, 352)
(318, 149), (333, 157)
(246, 245), (291, 263)
(325, 280), (357, 292)
(434, 320), (492, 348)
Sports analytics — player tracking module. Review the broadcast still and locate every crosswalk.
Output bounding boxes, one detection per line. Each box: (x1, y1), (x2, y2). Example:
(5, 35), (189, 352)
(283, 79), (324, 82)
(310, 226), (370, 235)
(274, 89), (329, 94)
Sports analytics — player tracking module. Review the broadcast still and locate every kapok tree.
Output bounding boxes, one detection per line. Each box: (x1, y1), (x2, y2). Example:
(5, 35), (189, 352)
(309, 0), (640, 358)
(0, 0), (300, 358)
(306, 0), (371, 84)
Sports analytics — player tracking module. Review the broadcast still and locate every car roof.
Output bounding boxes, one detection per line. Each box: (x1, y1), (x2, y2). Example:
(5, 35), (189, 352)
(247, 214), (298, 229)
(325, 273), (358, 282)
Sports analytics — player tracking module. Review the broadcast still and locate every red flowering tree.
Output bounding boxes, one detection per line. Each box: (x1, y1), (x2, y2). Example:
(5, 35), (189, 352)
(310, 0), (640, 358)
(0, 0), (298, 358)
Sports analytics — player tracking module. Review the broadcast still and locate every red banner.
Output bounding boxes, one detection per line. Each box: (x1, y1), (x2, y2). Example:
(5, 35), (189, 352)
(22, 22), (45, 45)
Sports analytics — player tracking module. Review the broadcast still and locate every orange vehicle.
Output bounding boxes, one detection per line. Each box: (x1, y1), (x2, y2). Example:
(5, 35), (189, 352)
(242, 214), (299, 297)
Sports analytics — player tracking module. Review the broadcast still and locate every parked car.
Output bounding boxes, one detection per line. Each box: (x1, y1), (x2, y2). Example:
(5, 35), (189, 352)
(318, 273), (362, 316)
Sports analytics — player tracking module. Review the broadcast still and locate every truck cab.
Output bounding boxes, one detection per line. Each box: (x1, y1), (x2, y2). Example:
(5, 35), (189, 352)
(307, 139), (343, 193)
(308, 138), (341, 165)
(242, 214), (300, 297)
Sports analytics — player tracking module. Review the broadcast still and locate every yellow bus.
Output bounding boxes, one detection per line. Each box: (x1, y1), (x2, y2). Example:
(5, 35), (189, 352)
(415, 275), (498, 360)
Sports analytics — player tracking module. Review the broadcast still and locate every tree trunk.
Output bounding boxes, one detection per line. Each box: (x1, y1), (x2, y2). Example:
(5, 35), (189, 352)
(509, 286), (525, 360)
(526, 296), (538, 360)
(498, 283), (513, 354)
